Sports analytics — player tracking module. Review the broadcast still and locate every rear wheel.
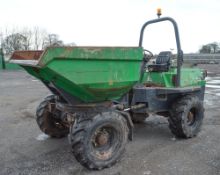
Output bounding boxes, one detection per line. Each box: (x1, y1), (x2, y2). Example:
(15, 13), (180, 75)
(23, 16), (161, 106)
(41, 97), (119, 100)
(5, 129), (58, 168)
(36, 95), (69, 138)
(168, 95), (204, 138)
(70, 111), (128, 170)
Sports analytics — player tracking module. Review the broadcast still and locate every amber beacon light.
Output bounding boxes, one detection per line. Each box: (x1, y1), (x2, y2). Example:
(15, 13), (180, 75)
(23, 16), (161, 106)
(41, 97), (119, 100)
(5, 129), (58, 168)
(157, 8), (162, 18)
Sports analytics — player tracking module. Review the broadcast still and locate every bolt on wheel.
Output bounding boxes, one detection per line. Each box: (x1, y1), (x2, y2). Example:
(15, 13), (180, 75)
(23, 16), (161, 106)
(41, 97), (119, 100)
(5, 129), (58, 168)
(70, 112), (128, 170)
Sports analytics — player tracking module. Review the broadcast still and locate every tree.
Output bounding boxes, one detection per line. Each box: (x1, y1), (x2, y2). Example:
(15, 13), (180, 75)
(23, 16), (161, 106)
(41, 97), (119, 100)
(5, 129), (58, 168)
(22, 28), (33, 50)
(0, 27), (72, 53)
(42, 34), (63, 48)
(209, 42), (219, 53)
(2, 33), (27, 54)
(32, 27), (48, 50)
(199, 42), (220, 54)
(199, 45), (212, 54)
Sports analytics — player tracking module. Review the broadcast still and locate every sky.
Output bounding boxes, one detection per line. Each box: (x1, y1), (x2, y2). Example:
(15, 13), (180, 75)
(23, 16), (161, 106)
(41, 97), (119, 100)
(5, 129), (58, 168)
(0, 0), (219, 53)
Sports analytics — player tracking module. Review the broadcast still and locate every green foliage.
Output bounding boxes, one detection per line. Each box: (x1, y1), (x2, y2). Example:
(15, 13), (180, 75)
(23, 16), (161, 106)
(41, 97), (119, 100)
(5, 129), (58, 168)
(42, 34), (64, 49)
(199, 42), (220, 54)
(2, 33), (28, 55)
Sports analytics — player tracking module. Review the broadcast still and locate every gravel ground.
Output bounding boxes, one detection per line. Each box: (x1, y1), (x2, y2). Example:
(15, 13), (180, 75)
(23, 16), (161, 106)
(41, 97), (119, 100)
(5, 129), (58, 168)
(1, 65), (220, 175)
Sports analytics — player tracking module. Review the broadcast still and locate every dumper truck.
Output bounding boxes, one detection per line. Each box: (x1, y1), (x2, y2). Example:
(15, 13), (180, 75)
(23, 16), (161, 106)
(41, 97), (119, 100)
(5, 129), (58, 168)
(9, 15), (206, 170)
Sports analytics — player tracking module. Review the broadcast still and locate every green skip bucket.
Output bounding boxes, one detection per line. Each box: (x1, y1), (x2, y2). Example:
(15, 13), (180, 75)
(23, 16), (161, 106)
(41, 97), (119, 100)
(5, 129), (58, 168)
(9, 47), (143, 102)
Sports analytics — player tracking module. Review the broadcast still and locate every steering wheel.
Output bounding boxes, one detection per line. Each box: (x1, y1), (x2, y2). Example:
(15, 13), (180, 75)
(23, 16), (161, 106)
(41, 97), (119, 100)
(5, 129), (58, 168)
(143, 49), (154, 62)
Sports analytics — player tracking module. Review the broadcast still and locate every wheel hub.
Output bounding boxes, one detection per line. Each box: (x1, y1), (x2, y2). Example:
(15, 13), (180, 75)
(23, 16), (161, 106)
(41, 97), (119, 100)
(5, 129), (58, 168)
(93, 129), (110, 147)
(96, 133), (108, 146)
(187, 111), (195, 125)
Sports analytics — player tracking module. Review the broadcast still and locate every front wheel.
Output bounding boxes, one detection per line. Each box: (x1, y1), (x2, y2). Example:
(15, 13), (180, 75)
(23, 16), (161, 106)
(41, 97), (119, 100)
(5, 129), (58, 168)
(168, 95), (204, 138)
(70, 111), (128, 170)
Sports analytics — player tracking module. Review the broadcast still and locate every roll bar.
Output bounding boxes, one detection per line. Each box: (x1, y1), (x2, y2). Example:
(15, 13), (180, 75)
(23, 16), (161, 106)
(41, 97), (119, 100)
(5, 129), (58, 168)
(139, 17), (183, 87)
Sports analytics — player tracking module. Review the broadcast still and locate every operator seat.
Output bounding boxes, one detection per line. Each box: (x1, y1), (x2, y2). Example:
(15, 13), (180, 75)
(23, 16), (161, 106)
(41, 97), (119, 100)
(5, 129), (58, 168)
(148, 51), (172, 72)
